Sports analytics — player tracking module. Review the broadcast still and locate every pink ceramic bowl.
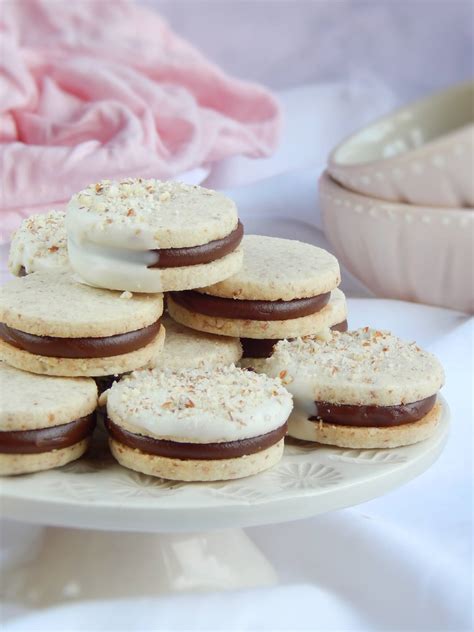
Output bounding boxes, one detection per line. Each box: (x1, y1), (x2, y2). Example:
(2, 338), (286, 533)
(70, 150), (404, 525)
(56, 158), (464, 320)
(320, 172), (473, 313)
(328, 82), (474, 208)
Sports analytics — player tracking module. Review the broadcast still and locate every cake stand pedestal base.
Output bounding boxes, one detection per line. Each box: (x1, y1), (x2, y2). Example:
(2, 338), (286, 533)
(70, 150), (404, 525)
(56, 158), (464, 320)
(1, 527), (277, 609)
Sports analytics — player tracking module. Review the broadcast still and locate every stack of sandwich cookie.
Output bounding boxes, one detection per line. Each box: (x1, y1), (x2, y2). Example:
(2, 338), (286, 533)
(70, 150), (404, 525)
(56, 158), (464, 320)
(66, 179), (244, 293)
(0, 271), (165, 376)
(0, 363), (97, 475)
(168, 235), (347, 369)
(265, 328), (445, 448)
(104, 365), (293, 481)
(150, 316), (242, 369)
(8, 210), (69, 276)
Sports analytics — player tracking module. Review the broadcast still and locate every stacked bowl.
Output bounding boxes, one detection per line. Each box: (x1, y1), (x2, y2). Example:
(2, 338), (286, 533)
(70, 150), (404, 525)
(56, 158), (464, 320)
(320, 81), (474, 314)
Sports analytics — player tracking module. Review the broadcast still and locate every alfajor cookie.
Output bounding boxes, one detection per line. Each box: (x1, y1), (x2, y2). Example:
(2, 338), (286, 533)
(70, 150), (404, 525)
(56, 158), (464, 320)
(168, 235), (347, 365)
(104, 365), (292, 481)
(150, 316), (242, 370)
(0, 271), (165, 377)
(0, 362), (97, 475)
(66, 178), (244, 293)
(265, 328), (445, 449)
(8, 210), (69, 276)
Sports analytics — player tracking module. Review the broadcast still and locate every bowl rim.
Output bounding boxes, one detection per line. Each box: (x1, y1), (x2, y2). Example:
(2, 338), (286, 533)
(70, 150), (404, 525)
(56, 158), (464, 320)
(319, 171), (474, 215)
(328, 81), (474, 171)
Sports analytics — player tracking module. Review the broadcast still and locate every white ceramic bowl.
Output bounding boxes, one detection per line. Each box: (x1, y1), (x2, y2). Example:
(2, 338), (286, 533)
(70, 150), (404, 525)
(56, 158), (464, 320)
(320, 172), (474, 313)
(328, 82), (474, 208)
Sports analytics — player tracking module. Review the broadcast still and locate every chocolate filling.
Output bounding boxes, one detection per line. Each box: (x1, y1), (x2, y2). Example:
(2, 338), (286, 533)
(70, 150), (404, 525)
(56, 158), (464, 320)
(171, 291), (331, 321)
(0, 320), (161, 359)
(0, 414), (96, 454)
(308, 394), (437, 427)
(105, 418), (287, 460)
(331, 319), (348, 333)
(148, 221), (244, 268)
(95, 375), (122, 395)
(241, 337), (281, 359)
(241, 319), (349, 358)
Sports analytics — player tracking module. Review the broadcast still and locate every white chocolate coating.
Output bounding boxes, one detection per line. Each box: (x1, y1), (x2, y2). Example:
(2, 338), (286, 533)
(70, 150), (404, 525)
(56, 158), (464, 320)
(106, 365), (292, 443)
(8, 211), (69, 276)
(67, 239), (242, 293)
(266, 328), (444, 408)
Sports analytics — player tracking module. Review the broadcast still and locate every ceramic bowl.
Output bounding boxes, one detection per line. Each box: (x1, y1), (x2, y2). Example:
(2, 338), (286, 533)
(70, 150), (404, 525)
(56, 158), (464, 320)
(328, 82), (474, 208)
(319, 172), (473, 313)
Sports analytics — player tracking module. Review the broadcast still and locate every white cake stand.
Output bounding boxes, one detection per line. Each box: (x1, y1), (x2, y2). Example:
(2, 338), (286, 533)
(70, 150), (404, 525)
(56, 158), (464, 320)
(0, 399), (449, 609)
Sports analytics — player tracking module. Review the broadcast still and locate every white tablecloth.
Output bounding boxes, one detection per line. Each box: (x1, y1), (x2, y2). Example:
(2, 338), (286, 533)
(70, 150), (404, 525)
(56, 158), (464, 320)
(1, 80), (472, 631)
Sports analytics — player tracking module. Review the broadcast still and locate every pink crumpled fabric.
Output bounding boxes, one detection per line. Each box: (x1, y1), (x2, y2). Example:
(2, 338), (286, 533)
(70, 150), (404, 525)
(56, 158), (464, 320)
(0, 0), (280, 242)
